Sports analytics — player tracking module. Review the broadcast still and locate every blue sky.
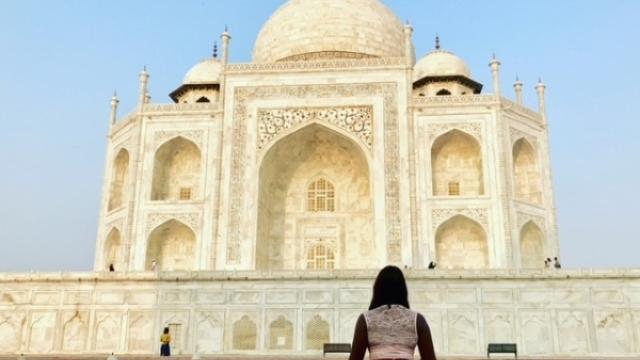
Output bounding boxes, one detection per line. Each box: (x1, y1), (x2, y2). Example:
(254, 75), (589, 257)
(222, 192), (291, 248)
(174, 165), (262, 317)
(0, 1), (638, 271)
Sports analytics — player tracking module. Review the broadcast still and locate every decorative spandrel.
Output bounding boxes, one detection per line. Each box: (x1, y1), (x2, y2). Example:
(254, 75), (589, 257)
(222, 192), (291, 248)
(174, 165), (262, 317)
(257, 106), (373, 154)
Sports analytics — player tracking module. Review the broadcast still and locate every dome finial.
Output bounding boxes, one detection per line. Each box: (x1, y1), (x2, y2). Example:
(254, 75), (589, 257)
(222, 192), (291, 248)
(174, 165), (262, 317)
(213, 41), (218, 59)
(435, 34), (441, 50)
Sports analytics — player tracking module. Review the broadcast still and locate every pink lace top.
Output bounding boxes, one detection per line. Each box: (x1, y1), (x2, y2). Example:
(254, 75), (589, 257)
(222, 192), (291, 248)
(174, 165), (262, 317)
(363, 304), (418, 360)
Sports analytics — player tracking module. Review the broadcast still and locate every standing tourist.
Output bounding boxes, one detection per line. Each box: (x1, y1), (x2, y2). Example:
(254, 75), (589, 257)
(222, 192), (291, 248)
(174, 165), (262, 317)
(349, 266), (437, 360)
(160, 327), (171, 356)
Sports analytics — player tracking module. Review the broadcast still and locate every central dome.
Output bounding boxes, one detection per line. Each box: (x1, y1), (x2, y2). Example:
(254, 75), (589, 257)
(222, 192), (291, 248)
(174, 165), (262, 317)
(253, 0), (407, 63)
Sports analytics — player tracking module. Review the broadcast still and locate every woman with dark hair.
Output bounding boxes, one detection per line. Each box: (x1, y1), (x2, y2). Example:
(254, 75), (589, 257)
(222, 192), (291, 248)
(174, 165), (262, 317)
(349, 266), (437, 360)
(160, 327), (171, 356)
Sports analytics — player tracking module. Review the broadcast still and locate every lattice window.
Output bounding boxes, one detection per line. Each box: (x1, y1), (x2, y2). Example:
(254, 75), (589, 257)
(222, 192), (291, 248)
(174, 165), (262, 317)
(269, 316), (293, 350)
(307, 178), (335, 212)
(232, 315), (257, 350)
(307, 244), (335, 270)
(306, 315), (330, 350)
(179, 187), (192, 201)
(448, 182), (460, 196)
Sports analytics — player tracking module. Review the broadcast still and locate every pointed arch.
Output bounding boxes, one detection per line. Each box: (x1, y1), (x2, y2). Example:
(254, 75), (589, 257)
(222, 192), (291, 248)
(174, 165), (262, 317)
(520, 221), (545, 268)
(146, 219), (197, 271)
(268, 316), (294, 350)
(196, 96), (210, 103)
(257, 123), (372, 271)
(435, 215), (488, 269)
(108, 148), (130, 210)
(151, 136), (202, 201)
(306, 315), (330, 350)
(513, 138), (542, 204)
(431, 129), (484, 196)
(104, 227), (124, 271)
(232, 315), (257, 350)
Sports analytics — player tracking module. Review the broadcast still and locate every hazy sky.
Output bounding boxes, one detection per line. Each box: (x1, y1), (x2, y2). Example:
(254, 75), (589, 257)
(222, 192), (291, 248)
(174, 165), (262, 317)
(0, 1), (638, 271)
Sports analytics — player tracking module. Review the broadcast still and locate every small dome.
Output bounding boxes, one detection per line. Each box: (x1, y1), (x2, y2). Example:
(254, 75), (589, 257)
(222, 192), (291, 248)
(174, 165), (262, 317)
(254, 0), (407, 63)
(183, 59), (222, 85)
(414, 50), (471, 81)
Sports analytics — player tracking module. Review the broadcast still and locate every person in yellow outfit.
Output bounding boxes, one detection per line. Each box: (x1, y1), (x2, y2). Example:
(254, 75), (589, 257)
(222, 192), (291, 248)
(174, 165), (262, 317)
(160, 327), (171, 356)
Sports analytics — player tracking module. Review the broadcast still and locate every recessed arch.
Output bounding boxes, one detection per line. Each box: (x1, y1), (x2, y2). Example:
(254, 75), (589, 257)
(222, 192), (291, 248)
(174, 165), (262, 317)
(145, 219), (197, 271)
(232, 315), (257, 350)
(257, 123), (373, 271)
(435, 215), (488, 269)
(108, 148), (130, 211)
(151, 136), (202, 201)
(305, 315), (330, 350)
(196, 96), (210, 103)
(268, 316), (294, 350)
(431, 129), (484, 196)
(104, 227), (124, 271)
(513, 138), (542, 204)
(520, 221), (545, 269)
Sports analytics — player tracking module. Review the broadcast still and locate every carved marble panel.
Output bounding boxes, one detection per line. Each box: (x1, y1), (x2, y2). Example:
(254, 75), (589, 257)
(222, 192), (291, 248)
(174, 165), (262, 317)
(484, 311), (515, 344)
(427, 122), (482, 143)
(411, 288), (443, 304)
(61, 311), (89, 352)
(303, 290), (334, 304)
(520, 311), (552, 354)
(232, 291), (262, 304)
(447, 310), (479, 354)
(161, 290), (192, 305)
(257, 106), (373, 153)
(154, 129), (205, 150)
(0, 291), (28, 305)
(126, 291), (157, 305)
(93, 311), (122, 353)
(482, 289), (514, 304)
(339, 289), (370, 304)
(195, 311), (224, 353)
(28, 311), (56, 353)
(445, 289), (477, 304)
(266, 290), (298, 304)
(594, 310), (631, 353)
(557, 310), (590, 353)
(127, 311), (155, 353)
(32, 291), (60, 305)
(0, 312), (24, 353)
(63, 291), (91, 305)
(592, 289), (624, 304)
(96, 291), (124, 305)
(196, 291), (226, 304)
(432, 208), (488, 231)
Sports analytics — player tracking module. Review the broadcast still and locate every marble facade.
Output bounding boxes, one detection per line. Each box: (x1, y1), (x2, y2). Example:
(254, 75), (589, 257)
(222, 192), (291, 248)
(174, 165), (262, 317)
(1, 0), (629, 356)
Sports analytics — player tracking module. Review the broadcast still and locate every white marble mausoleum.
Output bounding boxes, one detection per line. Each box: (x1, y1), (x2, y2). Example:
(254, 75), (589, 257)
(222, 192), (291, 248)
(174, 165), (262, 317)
(1, 0), (640, 357)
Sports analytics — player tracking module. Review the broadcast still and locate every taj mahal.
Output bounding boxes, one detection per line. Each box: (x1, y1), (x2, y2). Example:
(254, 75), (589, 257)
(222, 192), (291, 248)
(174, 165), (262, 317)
(1, 0), (640, 358)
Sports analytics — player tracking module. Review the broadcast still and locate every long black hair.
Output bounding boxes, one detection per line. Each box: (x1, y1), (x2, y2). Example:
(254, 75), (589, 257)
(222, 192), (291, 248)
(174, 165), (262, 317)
(368, 265), (410, 310)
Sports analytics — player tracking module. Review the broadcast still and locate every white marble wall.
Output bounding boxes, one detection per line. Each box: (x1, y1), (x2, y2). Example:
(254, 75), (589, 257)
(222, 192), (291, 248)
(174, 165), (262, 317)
(1, 270), (640, 356)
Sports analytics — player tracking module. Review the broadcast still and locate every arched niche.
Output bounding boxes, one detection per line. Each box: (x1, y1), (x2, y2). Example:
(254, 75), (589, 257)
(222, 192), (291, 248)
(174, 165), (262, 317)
(513, 138), (542, 204)
(305, 315), (330, 350)
(104, 228), (124, 271)
(232, 315), (257, 350)
(151, 137), (201, 201)
(268, 316), (294, 350)
(431, 130), (484, 196)
(520, 221), (545, 269)
(256, 124), (372, 271)
(145, 220), (197, 271)
(108, 148), (129, 211)
(435, 215), (488, 269)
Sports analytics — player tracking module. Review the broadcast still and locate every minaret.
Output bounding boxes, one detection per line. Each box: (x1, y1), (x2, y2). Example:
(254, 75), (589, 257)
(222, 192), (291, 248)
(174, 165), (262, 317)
(489, 54), (501, 97)
(109, 91), (119, 126)
(403, 21), (414, 66)
(514, 76), (524, 105)
(535, 78), (547, 120)
(138, 66), (149, 112)
(221, 26), (231, 66)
